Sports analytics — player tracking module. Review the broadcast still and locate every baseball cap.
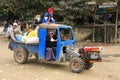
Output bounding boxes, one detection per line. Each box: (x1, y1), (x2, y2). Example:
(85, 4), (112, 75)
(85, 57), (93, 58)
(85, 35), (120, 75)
(48, 8), (53, 13)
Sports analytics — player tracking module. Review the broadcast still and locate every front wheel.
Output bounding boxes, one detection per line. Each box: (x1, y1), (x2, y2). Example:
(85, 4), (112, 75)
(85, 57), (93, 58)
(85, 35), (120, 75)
(14, 47), (29, 64)
(84, 62), (93, 70)
(69, 57), (84, 73)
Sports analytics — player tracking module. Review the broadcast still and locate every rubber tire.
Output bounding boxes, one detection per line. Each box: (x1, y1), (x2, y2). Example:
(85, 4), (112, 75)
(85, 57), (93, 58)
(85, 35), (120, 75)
(14, 47), (29, 64)
(69, 57), (84, 73)
(84, 62), (93, 70)
(34, 54), (38, 60)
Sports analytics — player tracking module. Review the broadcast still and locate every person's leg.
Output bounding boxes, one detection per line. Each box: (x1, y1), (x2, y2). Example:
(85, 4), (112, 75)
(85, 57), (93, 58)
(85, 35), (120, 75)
(63, 46), (68, 61)
(52, 47), (56, 56)
(3, 26), (5, 32)
(46, 48), (52, 61)
(52, 47), (56, 61)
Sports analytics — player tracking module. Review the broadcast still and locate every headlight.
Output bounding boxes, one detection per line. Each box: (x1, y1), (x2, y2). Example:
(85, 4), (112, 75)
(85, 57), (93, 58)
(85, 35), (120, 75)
(90, 52), (100, 59)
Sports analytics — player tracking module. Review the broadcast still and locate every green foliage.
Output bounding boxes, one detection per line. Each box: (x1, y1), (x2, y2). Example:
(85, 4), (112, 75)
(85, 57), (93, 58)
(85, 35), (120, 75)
(0, 0), (119, 23)
(0, 0), (91, 20)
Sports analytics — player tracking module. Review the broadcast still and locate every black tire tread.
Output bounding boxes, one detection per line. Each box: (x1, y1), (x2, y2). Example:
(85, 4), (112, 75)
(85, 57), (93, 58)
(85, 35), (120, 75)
(69, 57), (84, 73)
(84, 62), (93, 70)
(14, 47), (29, 64)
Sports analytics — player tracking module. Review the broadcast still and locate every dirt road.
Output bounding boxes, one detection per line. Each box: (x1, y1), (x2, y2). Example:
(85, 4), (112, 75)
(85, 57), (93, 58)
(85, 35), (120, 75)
(0, 31), (120, 80)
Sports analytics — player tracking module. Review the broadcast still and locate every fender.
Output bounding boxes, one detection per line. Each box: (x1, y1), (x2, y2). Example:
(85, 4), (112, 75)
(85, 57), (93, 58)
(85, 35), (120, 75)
(66, 48), (80, 57)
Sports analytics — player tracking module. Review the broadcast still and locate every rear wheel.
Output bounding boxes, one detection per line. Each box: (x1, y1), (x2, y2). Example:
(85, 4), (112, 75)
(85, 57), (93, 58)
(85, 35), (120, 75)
(84, 62), (93, 70)
(69, 57), (84, 73)
(34, 54), (38, 60)
(14, 47), (29, 64)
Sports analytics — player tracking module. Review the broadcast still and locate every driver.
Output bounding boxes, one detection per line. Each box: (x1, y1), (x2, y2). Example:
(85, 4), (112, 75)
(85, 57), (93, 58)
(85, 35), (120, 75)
(46, 32), (57, 61)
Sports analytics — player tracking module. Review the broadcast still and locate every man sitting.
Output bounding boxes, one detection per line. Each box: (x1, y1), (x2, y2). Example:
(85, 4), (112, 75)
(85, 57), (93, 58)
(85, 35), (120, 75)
(6, 22), (22, 41)
(46, 32), (57, 61)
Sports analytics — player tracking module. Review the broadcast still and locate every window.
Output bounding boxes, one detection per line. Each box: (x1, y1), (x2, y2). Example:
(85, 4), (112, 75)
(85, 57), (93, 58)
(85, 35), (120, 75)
(60, 28), (73, 41)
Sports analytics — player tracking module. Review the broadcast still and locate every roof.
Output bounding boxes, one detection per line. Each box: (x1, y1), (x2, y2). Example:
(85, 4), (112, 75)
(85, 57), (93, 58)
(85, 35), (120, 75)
(39, 23), (71, 29)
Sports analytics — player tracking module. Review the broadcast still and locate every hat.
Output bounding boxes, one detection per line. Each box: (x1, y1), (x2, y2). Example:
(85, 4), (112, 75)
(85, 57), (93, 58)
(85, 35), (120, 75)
(13, 23), (18, 26)
(48, 8), (53, 13)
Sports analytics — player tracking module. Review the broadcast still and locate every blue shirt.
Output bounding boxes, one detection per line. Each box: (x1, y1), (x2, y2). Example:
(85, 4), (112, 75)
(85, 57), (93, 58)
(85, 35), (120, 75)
(42, 12), (55, 23)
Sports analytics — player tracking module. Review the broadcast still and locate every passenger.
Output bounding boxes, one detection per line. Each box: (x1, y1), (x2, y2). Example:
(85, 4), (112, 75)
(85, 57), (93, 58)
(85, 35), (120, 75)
(3, 20), (9, 32)
(13, 22), (22, 34)
(34, 12), (41, 23)
(6, 22), (22, 41)
(22, 23), (38, 43)
(46, 32), (57, 61)
(13, 22), (22, 41)
(42, 8), (55, 23)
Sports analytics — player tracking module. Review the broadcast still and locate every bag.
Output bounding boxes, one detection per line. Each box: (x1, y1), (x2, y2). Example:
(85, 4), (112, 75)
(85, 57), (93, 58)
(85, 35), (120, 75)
(26, 37), (39, 44)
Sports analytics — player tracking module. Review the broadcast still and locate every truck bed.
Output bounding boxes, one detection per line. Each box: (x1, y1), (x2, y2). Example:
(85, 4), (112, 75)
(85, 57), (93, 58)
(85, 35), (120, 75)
(9, 41), (39, 53)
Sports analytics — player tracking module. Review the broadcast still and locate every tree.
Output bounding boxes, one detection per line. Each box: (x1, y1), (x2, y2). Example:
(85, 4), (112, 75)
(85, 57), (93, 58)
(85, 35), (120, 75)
(0, 0), (119, 23)
(53, 0), (91, 25)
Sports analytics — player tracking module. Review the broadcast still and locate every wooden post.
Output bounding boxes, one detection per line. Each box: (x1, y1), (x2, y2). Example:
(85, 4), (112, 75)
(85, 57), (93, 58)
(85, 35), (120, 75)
(92, 5), (96, 43)
(115, 11), (118, 43)
(92, 27), (95, 42)
(104, 26), (107, 43)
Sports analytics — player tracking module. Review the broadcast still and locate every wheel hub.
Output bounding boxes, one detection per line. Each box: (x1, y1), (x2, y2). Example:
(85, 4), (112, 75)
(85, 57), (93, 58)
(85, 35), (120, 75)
(17, 51), (24, 60)
(73, 60), (80, 69)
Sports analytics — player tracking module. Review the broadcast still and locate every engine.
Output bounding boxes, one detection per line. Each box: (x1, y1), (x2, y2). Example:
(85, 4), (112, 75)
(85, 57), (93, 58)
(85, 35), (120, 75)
(78, 47), (102, 61)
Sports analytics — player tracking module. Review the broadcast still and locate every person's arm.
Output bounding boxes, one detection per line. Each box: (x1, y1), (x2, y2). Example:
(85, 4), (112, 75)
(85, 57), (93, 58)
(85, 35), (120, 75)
(18, 26), (22, 34)
(42, 13), (49, 23)
(53, 38), (57, 42)
(8, 27), (16, 41)
(51, 17), (55, 23)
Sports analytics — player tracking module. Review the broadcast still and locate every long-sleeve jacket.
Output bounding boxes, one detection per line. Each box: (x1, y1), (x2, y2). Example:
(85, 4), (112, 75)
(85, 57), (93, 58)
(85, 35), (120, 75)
(46, 36), (56, 48)
(42, 12), (55, 23)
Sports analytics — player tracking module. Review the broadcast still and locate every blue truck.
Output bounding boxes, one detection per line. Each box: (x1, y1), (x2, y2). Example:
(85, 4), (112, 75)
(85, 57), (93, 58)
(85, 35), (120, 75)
(9, 23), (102, 73)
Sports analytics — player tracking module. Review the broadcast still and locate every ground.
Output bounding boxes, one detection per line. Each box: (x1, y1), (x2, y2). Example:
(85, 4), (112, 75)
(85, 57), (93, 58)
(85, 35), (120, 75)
(0, 27), (120, 80)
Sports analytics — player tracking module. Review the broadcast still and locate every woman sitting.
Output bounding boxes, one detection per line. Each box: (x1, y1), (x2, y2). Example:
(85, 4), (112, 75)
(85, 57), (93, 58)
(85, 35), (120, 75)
(46, 32), (57, 61)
